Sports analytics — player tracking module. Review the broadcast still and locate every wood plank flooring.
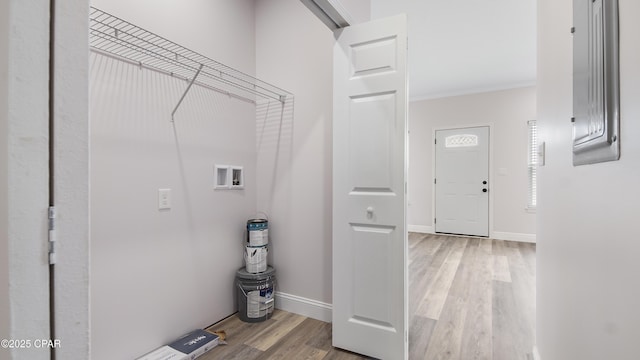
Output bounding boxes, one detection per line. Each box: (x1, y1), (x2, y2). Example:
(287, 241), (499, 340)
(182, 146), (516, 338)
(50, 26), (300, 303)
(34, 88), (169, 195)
(201, 310), (364, 360)
(410, 233), (536, 360)
(202, 233), (535, 360)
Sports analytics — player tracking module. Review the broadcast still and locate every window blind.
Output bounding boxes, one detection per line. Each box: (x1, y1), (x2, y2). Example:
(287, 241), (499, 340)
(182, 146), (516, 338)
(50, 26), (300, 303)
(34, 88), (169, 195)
(528, 120), (537, 208)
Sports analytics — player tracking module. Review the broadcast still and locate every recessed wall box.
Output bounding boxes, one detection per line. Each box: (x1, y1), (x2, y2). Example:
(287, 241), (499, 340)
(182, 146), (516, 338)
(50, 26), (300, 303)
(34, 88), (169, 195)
(572, 0), (620, 166)
(230, 166), (244, 189)
(215, 165), (229, 189)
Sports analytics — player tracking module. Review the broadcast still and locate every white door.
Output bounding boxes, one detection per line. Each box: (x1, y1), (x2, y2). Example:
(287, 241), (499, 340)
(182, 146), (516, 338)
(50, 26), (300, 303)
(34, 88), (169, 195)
(434, 126), (489, 237)
(333, 14), (408, 360)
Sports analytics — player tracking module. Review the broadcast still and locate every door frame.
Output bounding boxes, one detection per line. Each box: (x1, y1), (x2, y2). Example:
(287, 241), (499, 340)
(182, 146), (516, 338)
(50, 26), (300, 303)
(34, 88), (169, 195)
(432, 123), (494, 238)
(50, 0), (91, 358)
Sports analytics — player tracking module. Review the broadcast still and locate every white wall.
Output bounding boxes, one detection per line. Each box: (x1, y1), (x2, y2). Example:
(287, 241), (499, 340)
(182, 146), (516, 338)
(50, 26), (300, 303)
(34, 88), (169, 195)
(89, 1), (257, 359)
(255, 0), (335, 314)
(0, 1), (51, 360)
(537, 1), (640, 359)
(339, 0), (371, 24)
(409, 87), (537, 239)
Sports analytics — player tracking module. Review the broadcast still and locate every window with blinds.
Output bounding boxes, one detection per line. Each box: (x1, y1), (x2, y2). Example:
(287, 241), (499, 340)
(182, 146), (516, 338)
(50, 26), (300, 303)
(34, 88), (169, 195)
(527, 120), (537, 209)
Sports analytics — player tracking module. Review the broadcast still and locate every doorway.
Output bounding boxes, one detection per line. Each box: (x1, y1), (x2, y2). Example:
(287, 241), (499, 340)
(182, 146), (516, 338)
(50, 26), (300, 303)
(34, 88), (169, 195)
(434, 126), (490, 237)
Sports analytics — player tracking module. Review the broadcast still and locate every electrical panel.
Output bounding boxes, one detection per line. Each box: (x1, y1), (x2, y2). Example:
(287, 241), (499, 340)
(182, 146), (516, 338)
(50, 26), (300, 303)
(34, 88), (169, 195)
(572, 0), (620, 165)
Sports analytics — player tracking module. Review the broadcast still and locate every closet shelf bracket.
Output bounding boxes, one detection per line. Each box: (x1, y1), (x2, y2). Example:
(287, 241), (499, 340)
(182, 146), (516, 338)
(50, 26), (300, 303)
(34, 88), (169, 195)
(171, 63), (204, 122)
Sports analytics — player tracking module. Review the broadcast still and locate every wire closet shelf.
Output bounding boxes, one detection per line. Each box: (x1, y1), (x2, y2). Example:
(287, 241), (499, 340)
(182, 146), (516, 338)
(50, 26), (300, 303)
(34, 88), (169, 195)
(89, 6), (291, 114)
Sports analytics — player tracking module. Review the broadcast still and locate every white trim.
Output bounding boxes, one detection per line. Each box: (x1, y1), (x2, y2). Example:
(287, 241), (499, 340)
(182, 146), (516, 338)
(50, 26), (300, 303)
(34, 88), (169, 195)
(275, 292), (332, 323)
(409, 81), (537, 102)
(492, 231), (536, 243)
(299, 0), (354, 29)
(408, 225), (434, 234)
(4, 0), (52, 354)
(52, 0), (90, 358)
(409, 227), (537, 243)
(435, 232), (489, 240)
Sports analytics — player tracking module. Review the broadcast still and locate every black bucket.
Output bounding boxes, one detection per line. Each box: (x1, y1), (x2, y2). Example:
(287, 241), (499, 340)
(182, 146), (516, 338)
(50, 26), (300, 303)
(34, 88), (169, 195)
(235, 266), (276, 322)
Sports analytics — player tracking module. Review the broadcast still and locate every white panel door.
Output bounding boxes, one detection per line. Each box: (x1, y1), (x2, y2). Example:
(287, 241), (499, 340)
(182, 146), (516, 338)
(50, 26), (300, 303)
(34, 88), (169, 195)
(333, 14), (408, 360)
(435, 126), (489, 237)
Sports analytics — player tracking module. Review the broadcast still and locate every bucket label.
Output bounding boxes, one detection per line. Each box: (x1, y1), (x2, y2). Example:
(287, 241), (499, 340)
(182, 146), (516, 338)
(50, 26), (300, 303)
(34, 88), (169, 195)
(244, 246), (268, 273)
(246, 287), (274, 318)
(246, 290), (261, 318)
(247, 220), (269, 246)
(247, 222), (268, 231)
(261, 288), (274, 316)
(248, 229), (268, 246)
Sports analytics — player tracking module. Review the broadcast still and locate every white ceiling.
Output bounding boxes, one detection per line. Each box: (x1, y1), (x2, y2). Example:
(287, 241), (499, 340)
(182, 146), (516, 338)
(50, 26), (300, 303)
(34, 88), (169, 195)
(370, 0), (537, 100)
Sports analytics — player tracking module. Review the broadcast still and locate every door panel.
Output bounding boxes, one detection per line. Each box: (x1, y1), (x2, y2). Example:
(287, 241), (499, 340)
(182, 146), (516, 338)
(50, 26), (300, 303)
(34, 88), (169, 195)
(333, 14), (408, 360)
(435, 127), (489, 237)
(349, 93), (395, 190)
(351, 225), (394, 326)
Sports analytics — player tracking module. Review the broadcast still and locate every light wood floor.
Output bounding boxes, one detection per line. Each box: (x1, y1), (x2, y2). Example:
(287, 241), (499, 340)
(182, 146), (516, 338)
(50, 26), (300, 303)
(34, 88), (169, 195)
(203, 233), (535, 359)
(408, 233), (536, 360)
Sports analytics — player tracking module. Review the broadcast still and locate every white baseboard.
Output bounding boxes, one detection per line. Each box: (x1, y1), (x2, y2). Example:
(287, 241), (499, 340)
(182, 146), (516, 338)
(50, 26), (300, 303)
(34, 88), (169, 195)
(492, 231), (536, 243)
(409, 225), (535, 243)
(275, 292), (332, 323)
(408, 225), (434, 234)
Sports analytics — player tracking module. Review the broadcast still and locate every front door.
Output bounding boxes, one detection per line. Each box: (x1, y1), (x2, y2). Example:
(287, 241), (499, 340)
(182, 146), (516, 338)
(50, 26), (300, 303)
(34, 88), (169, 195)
(333, 14), (408, 360)
(434, 126), (490, 237)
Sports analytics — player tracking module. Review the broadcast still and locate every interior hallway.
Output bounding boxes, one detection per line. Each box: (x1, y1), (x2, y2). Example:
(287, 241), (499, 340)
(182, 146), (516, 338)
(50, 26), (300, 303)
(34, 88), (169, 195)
(204, 233), (536, 359)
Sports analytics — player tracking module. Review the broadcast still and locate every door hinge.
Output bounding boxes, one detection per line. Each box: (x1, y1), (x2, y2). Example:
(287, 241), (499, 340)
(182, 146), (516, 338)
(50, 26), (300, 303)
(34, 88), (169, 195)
(48, 206), (57, 265)
(434, 138), (437, 145)
(434, 218), (437, 224)
(434, 178), (437, 184)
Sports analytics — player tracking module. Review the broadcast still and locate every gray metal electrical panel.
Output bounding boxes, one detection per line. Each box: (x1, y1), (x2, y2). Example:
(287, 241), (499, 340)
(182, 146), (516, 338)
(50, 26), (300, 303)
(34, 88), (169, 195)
(572, 0), (620, 166)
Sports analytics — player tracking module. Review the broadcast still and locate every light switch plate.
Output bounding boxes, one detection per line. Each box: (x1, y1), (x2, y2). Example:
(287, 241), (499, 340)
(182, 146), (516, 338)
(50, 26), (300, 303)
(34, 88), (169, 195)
(158, 189), (171, 210)
(537, 142), (546, 166)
